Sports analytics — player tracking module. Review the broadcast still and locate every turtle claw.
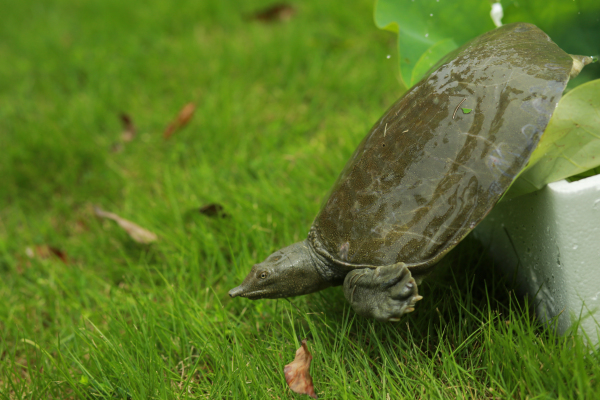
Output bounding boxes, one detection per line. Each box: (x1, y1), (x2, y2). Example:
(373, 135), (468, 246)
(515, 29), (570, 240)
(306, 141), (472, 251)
(343, 263), (420, 322)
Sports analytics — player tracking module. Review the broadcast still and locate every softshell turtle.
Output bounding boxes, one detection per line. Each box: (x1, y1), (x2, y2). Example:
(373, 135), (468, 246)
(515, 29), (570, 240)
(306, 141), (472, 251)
(229, 23), (590, 321)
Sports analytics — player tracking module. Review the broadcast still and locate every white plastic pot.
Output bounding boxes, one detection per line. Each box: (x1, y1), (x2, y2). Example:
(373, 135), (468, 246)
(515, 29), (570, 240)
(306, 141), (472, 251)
(473, 174), (600, 343)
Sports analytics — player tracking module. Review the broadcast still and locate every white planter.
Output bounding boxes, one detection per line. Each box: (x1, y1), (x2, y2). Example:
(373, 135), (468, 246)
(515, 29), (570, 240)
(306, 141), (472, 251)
(473, 174), (600, 343)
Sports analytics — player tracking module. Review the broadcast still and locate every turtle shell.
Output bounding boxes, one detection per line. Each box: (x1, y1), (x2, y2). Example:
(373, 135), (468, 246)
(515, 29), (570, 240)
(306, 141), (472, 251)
(313, 23), (573, 272)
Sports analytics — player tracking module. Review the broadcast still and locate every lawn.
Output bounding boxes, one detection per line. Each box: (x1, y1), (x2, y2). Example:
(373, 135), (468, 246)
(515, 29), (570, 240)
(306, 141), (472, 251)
(1, 0), (598, 399)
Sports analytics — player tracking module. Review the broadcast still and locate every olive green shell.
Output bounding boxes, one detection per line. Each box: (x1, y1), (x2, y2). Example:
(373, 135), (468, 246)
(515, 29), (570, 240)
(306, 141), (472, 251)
(313, 23), (573, 272)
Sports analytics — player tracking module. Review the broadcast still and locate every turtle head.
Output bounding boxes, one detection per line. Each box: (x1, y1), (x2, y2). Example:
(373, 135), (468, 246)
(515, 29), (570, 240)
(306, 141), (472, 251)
(228, 240), (331, 300)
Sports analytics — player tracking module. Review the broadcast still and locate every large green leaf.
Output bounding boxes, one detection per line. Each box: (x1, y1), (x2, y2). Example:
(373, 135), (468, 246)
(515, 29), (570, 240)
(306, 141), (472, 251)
(501, 0), (600, 89)
(503, 79), (600, 200)
(410, 37), (457, 86)
(374, 0), (494, 89)
(375, 0), (600, 90)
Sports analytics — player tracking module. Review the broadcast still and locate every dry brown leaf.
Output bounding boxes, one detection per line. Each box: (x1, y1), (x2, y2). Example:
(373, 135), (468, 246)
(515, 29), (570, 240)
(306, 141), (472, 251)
(164, 103), (196, 139)
(47, 246), (69, 263)
(198, 203), (229, 218)
(284, 339), (317, 399)
(120, 113), (136, 142)
(94, 206), (158, 244)
(249, 3), (296, 23)
(27, 245), (69, 264)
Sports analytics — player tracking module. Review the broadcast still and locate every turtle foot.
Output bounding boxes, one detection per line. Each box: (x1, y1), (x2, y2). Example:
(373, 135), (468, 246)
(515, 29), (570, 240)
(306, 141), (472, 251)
(343, 264), (422, 322)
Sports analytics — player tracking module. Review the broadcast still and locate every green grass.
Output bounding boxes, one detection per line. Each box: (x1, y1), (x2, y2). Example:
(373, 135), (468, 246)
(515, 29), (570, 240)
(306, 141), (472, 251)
(0, 0), (598, 398)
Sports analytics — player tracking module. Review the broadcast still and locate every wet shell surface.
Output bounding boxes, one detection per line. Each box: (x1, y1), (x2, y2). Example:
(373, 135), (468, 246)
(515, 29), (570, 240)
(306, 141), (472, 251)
(313, 23), (573, 272)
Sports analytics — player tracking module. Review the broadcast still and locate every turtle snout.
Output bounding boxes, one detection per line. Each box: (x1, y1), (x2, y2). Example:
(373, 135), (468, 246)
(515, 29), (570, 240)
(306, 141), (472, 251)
(228, 286), (244, 298)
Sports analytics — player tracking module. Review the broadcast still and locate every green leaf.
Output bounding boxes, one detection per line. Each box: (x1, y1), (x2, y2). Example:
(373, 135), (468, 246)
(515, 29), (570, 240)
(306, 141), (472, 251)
(79, 375), (89, 385)
(461, 108), (472, 114)
(374, 0), (600, 90)
(374, 0), (494, 89)
(501, 0), (600, 89)
(503, 79), (600, 200)
(410, 38), (458, 87)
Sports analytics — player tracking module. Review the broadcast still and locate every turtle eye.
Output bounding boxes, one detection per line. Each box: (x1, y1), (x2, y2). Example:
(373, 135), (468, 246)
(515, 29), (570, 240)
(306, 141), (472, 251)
(259, 272), (268, 279)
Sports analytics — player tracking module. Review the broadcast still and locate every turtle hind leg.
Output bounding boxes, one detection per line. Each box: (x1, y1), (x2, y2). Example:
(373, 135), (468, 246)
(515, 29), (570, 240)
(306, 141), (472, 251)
(343, 263), (423, 322)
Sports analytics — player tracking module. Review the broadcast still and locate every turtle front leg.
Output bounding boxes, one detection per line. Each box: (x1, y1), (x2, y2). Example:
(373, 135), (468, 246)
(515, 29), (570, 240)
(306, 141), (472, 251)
(343, 264), (423, 322)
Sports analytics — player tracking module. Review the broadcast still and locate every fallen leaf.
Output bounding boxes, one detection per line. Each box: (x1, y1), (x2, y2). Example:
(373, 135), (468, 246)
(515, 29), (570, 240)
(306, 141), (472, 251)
(164, 103), (196, 139)
(284, 339), (317, 399)
(94, 206), (158, 244)
(120, 113), (136, 142)
(47, 246), (69, 263)
(198, 203), (229, 218)
(461, 108), (472, 114)
(27, 245), (69, 264)
(249, 3), (296, 23)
